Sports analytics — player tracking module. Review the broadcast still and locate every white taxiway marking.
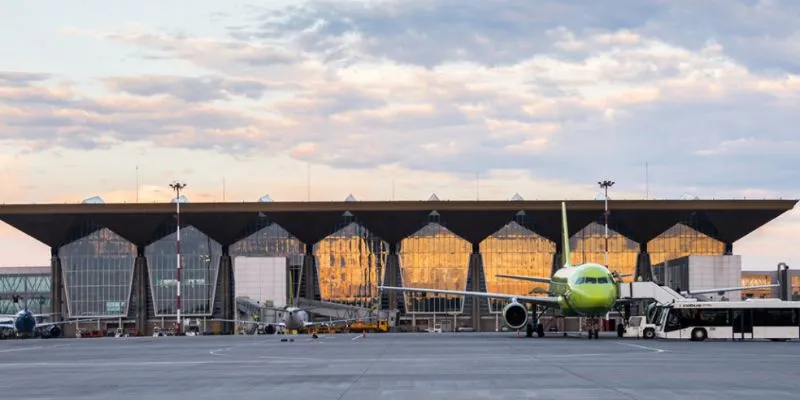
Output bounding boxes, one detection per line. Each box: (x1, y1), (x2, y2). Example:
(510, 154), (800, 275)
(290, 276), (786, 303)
(0, 346), (43, 353)
(615, 342), (667, 353)
(351, 335), (362, 341)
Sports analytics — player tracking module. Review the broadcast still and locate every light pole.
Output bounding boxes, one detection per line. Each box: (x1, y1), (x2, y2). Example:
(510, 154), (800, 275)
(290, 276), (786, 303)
(597, 180), (614, 267)
(169, 181), (186, 334)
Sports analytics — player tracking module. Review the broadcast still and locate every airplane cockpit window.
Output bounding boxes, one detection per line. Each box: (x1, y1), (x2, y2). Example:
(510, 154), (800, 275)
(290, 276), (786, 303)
(597, 277), (609, 284)
(584, 277), (597, 284)
(574, 277), (584, 284)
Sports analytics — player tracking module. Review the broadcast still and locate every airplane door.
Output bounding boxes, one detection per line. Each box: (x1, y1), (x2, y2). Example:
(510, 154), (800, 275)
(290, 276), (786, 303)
(732, 310), (753, 340)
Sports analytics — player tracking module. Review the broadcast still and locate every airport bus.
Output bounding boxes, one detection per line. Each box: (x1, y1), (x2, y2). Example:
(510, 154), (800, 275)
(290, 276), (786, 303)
(653, 299), (800, 341)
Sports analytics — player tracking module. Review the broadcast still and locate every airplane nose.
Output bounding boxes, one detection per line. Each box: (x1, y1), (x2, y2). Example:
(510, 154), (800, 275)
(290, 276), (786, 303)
(571, 287), (615, 308)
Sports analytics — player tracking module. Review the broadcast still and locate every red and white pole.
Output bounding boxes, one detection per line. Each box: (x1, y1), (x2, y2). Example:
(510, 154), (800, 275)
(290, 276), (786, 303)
(170, 181), (186, 334)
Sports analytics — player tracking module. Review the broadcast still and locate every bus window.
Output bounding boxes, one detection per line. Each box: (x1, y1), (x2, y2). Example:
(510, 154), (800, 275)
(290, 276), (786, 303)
(753, 308), (796, 326)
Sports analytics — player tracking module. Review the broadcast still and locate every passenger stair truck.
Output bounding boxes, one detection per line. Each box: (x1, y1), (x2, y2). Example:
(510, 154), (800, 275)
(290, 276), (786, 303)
(617, 281), (690, 339)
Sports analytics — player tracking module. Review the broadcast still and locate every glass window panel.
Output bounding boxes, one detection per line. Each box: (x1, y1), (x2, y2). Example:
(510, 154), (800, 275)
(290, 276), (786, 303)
(59, 227), (136, 318)
(313, 223), (387, 308)
(145, 225), (221, 317)
(399, 223), (471, 314)
(570, 223), (637, 281)
(480, 222), (555, 313)
(647, 223), (725, 268)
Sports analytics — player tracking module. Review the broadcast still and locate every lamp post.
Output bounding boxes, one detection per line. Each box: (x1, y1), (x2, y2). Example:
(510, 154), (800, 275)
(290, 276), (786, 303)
(169, 181), (186, 334)
(597, 180), (614, 267)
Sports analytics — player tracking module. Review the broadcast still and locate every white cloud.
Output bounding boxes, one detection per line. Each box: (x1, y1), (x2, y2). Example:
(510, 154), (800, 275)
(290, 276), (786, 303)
(0, 0), (799, 268)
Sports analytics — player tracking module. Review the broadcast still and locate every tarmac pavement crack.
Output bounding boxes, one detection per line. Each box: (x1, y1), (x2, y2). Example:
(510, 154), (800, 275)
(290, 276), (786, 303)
(335, 336), (395, 400)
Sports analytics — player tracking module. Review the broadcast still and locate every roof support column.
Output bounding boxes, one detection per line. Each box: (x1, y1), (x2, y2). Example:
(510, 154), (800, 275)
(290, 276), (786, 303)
(217, 245), (233, 334)
(49, 247), (64, 334)
(465, 242), (486, 332)
(551, 240), (564, 278)
(302, 247), (318, 302)
(724, 242), (733, 255)
(133, 246), (151, 336)
(380, 243), (404, 326)
(635, 242), (653, 282)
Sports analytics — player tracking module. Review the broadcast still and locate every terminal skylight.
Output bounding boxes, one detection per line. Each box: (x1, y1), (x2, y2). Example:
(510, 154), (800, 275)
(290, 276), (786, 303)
(81, 196), (105, 204)
(170, 195), (189, 203)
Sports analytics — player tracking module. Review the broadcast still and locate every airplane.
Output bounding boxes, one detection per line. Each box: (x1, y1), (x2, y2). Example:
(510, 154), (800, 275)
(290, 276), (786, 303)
(379, 201), (775, 339)
(0, 296), (104, 339)
(380, 201), (621, 339)
(218, 269), (356, 335)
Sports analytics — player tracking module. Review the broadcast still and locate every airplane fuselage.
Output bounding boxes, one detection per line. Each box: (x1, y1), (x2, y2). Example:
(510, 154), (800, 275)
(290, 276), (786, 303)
(283, 307), (308, 330)
(550, 263), (618, 317)
(14, 310), (36, 334)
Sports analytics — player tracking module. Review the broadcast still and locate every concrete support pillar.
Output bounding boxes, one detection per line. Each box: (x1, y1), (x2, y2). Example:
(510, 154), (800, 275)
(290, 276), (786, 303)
(133, 248), (150, 335)
(467, 242), (484, 332)
(551, 240), (564, 278)
(302, 249), (317, 301)
(551, 252), (562, 278)
(49, 248), (65, 327)
(724, 242), (733, 255)
(382, 243), (401, 315)
(218, 246), (233, 334)
(635, 243), (653, 282)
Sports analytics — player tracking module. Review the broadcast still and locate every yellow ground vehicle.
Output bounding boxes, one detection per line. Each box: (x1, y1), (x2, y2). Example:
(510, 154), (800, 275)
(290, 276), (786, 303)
(348, 319), (389, 333)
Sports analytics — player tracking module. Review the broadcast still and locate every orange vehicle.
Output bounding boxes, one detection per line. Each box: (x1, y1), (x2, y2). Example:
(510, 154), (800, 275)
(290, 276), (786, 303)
(348, 319), (389, 333)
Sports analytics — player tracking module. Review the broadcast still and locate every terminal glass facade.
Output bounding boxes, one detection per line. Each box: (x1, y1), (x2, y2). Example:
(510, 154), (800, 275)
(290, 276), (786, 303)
(647, 223), (725, 266)
(741, 272), (774, 298)
(230, 222), (306, 257)
(481, 222), (554, 313)
(314, 223), (388, 308)
(569, 223), (639, 281)
(59, 227), (136, 317)
(0, 272), (51, 314)
(399, 222), (471, 314)
(230, 222), (307, 306)
(145, 225), (221, 316)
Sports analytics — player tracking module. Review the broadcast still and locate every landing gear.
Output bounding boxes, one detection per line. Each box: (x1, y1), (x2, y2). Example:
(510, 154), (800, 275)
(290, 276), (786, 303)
(525, 322), (546, 338)
(586, 317), (600, 339)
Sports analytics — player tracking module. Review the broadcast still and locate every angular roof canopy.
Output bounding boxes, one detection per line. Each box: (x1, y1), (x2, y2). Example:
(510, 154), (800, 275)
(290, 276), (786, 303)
(0, 199), (795, 248)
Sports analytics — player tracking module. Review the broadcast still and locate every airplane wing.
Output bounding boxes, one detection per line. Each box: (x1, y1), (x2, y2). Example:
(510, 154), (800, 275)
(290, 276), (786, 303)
(496, 274), (551, 284)
(304, 319), (355, 327)
(0, 323), (14, 330)
(684, 284), (779, 296)
(378, 286), (560, 307)
(36, 318), (112, 328)
(213, 318), (286, 327)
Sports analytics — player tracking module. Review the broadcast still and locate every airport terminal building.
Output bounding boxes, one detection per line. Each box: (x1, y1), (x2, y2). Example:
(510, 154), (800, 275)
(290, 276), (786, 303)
(0, 196), (796, 335)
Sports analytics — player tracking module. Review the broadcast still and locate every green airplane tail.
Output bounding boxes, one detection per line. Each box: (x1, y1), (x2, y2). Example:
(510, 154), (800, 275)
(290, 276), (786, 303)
(561, 201), (572, 267)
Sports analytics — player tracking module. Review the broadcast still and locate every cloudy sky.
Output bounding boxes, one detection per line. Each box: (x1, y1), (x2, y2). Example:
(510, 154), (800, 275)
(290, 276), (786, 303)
(1, 0), (798, 269)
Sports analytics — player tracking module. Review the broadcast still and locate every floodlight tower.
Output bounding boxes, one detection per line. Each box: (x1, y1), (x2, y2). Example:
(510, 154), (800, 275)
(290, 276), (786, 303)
(169, 181), (187, 334)
(598, 180), (615, 267)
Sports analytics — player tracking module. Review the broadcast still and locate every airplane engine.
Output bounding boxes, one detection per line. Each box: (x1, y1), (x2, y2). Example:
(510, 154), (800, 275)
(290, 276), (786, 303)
(502, 302), (528, 330)
(40, 325), (61, 339)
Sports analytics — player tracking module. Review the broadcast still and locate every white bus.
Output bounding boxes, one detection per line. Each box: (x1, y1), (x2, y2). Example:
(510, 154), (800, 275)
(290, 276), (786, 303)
(654, 299), (800, 341)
